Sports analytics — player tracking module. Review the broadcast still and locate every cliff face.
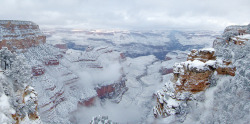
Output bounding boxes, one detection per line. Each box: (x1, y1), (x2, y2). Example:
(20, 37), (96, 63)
(0, 20), (46, 52)
(154, 48), (235, 118)
(0, 20), (44, 124)
(0, 48), (42, 124)
(154, 24), (250, 123)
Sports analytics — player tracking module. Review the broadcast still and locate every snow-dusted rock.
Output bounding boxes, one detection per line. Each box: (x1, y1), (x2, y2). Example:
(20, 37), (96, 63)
(0, 20), (46, 52)
(154, 23), (250, 123)
(0, 48), (42, 124)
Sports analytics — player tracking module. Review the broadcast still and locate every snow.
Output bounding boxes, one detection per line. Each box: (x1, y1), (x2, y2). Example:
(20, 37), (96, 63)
(20, 116), (42, 124)
(0, 94), (15, 124)
(166, 97), (180, 107)
(174, 58), (217, 73)
(200, 48), (215, 52)
(236, 34), (250, 39)
(186, 60), (206, 70)
(0, 94), (12, 113)
(206, 60), (216, 66)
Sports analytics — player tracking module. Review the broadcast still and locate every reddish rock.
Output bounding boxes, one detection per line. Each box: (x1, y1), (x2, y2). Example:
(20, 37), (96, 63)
(161, 68), (173, 75)
(45, 85), (56, 91)
(223, 60), (232, 66)
(216, 67), (236, 76)
(175, 70), (212, 93)
(32, 65), (45, 76)
(120, 53), (126, 59)
(187, 49), (216, 62)
(174, 48), (235, 94)
(78, 97), (96, 107)
(233, 39), (245, 45)
(238, 29), (246, 35)
(55, 54), (63, 59)
(44, 58), (59, 65)
(96, 85), (114, 98)
(0, 20), (46, 52)
(54, 44), (68, 50)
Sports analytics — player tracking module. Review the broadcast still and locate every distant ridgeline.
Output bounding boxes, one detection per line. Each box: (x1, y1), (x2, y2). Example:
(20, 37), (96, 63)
(0, 20), (46, 52)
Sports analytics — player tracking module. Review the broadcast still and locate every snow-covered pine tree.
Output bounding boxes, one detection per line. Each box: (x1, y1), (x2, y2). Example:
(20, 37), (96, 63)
(4, 55), (32, 90)
(0, 47), (15, 70)
(0, 47), (31, 90)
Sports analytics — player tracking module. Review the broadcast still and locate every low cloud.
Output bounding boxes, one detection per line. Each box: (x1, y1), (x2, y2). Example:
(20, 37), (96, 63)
(74, 99), (142, 123)
(76, 62), (121, 89)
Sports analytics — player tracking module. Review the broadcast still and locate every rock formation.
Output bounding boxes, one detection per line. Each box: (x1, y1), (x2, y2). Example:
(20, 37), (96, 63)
(154, 47), (238, 117)
(154, 24), (250, 123)
(0, 20), (46, 52)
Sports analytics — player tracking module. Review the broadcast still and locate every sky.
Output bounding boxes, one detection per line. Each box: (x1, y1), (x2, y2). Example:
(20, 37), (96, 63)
(1, 0), (250, 30)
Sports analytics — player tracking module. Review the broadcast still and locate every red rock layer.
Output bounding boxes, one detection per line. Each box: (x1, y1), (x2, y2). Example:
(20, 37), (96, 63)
(0, 20), (46, 51)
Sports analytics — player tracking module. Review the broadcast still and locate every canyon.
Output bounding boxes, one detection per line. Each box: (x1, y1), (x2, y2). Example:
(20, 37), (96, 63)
(0, 20), (249, 124)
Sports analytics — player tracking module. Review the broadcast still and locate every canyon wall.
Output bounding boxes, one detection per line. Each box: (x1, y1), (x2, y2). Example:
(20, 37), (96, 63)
(0, 20), (46, 52)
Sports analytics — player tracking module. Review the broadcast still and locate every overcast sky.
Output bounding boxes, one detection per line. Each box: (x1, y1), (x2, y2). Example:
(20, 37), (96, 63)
(1, 0), (249, 30)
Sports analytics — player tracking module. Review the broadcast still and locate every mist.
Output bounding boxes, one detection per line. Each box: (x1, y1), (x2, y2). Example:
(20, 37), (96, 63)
(74, 99), (142, 124)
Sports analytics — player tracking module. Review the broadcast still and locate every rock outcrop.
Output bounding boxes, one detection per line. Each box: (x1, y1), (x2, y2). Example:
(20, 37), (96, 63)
(154, 48), (236, 118)
(154, 24), (250, 123)
(0, 20), (46, 52)
(96, 76), (128, 100)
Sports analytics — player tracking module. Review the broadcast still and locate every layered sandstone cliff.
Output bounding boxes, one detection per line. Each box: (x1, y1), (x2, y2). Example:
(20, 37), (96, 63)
(0, 20), (46, 52)
(154, 48), (236, 118)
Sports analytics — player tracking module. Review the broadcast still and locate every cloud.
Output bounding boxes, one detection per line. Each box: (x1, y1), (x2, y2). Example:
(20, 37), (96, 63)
(1, 0), (249, 30)
(74, 99), (142, 123)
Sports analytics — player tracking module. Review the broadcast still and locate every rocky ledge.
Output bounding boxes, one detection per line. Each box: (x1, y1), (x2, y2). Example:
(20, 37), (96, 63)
(154, 47), (236, 118)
